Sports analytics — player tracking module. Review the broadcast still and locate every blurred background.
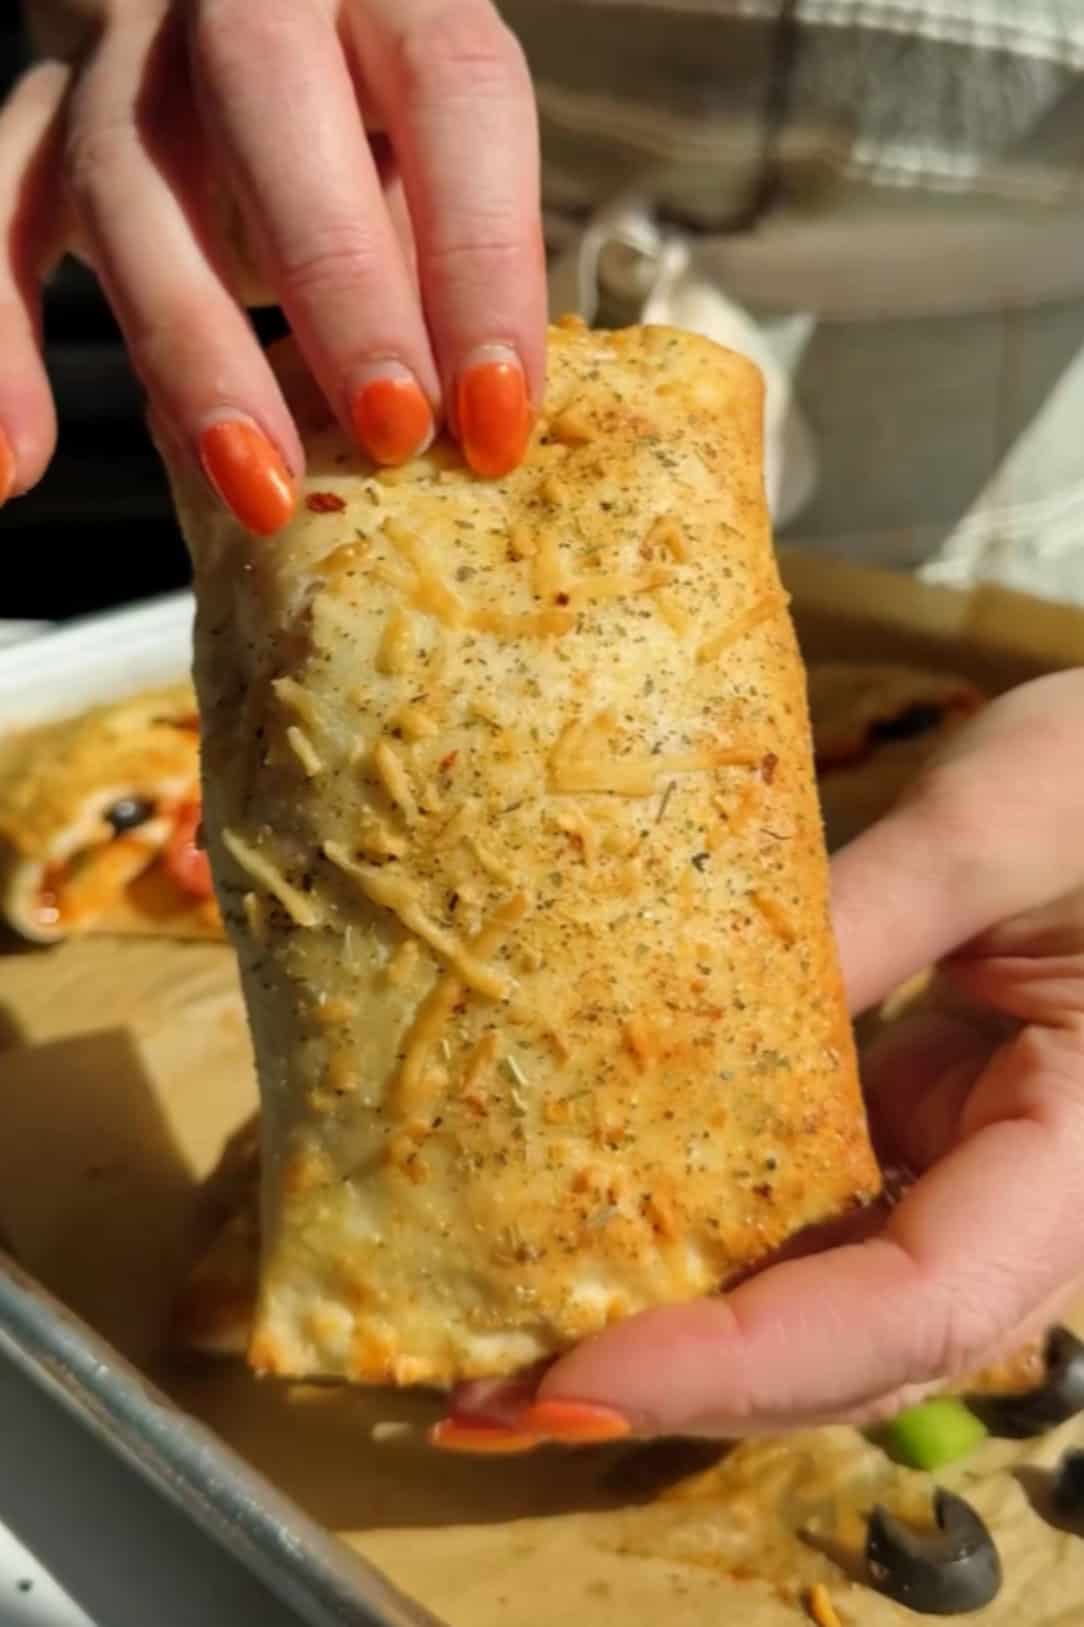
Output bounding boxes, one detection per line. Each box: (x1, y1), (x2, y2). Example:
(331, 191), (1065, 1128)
(0, 16), (287, 623)
(1, 13), (185, 619)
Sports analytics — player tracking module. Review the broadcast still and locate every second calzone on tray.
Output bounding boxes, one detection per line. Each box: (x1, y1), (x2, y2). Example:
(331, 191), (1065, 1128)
(168, 319), (880, 1388)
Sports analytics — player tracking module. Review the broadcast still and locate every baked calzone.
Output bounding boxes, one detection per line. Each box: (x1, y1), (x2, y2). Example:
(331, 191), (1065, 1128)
(0, 684), (221, 943)
(166, 319), (880, 1388)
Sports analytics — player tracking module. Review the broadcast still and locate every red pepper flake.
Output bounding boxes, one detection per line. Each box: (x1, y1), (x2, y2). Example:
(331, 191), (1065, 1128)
(439, 751), (459, 774)
(306, 491), (346, 513)
(761, 752), (778, 785)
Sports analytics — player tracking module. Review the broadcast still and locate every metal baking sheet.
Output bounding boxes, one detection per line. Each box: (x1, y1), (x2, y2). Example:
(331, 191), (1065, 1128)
(0, 1249), (443, 1627)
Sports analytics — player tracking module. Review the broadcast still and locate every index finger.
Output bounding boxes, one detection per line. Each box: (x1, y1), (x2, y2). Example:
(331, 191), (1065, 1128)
(832, 670), (1084, 1015)
(350, 0), (545, 475)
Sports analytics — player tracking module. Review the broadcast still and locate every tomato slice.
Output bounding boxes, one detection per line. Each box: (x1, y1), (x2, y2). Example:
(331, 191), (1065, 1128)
(165, 802), (214, 899)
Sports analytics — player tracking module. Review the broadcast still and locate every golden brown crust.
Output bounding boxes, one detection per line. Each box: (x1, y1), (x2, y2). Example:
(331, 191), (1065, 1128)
(169, 320), (880, 1388)
(0, 684), (222, 942)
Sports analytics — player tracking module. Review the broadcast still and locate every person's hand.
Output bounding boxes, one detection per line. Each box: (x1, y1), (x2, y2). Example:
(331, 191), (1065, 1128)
(440, 669), (1084, 1447)
(2, 0), (545, 527)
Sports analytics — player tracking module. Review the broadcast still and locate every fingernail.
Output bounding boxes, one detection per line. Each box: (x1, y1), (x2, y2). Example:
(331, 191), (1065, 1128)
(350, 365), (433, 467)
(429, 1418), (542, 1455)
(198, 417), (295, 537)
(519, 1399), (632, 1444)
(456, 345), (531, 478)
(0, 429), (15, 506)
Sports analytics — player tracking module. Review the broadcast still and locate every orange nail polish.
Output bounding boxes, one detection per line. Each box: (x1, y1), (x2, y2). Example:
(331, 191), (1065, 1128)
(429, 1418), (542, 1455)
(457, 353), (531, 479)
(520, 1399), (632, 1444)
(0, 429), (15, 506)
(351, 374), (432, 467)
(199, 419), (295, 537)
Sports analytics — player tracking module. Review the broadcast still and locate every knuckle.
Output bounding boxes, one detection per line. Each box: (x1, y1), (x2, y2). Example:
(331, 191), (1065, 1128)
(63, 112), (135, 209)
(395, 3), (527, 102)
(425, 225), (526, 278)
(277, 227), (381, 301)
(929, 1280), (1009, 1384)
(131, 295), (221, 381)
(192, 0), (252, 78)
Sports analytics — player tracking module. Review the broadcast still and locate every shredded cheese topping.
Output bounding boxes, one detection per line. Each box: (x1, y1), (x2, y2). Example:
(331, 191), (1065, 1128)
(272, 676), (320, 729)
(354, 811), (408, 862)
(554, 806), (599, 865)
(242, 890), (268, 945)
(567, 568), (672, 607)
(385, 938), (421, 986)
(697, 593), (789, 665)
(806, 1584), (845, 1627)
(391, 703), (440, 741)
(384, 521), (467, 628)
(391, 893), (528, 1114)
(222, 829), (322, 927)
(466, 834), (518, 886)
(395, 972), (464, 1113)
(375, 609), (415, 676)
(549, 713), (755, 798)
(286, 725), (324, 778)
(372, 739), (418, 824)
(645, 515), (688, 561)
(469, 607), (576, 640)
(323, 842), (514, 999)
(548, 401), (594, 446)
(749, 890), (797, 944)
(653, 589), (691, 636)
(531, 529), (566, 600)
(507, 524), (537, 560)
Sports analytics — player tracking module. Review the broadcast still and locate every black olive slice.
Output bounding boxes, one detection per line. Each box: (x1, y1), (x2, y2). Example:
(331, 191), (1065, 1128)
(865, 1489), (1001, 1615)
(104, 796), (156, 835)
(868, 703), (945, 744)
(1052, 1448), (1084, 1517)
(968, 1326), (1084, 1439)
